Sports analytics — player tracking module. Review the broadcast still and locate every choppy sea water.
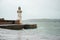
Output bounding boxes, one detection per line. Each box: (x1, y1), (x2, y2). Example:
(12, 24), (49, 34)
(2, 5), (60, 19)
(0, 21), (60, 40)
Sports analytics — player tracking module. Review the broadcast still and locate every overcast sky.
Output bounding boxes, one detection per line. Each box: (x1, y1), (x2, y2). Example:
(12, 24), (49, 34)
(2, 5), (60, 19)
(0, 0), (60, 20)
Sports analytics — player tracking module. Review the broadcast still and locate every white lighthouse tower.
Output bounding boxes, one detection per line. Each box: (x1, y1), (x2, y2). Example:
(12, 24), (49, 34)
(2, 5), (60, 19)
(17, 6), (22, 24)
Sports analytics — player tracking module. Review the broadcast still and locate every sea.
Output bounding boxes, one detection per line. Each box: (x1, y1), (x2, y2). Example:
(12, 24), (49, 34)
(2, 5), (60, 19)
(0, 20), (60, 40)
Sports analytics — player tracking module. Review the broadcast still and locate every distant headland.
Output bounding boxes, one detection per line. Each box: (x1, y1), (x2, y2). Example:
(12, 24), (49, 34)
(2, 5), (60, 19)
(23, 19), (60, 22)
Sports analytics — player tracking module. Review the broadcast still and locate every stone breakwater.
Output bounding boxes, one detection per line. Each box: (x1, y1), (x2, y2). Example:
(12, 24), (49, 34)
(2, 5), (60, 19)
(0, 24), (37, 30)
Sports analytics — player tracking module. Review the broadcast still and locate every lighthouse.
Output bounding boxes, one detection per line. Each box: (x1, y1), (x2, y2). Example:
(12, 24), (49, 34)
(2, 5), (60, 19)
(17, 6), (22, 24)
